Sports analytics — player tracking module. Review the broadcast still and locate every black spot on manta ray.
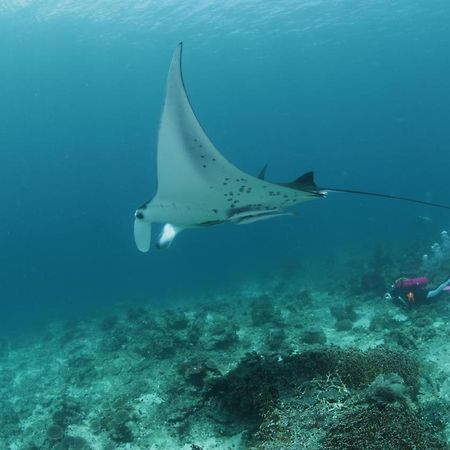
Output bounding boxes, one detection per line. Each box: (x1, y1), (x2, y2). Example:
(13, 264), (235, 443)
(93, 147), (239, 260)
(202, 164), (207, 168)
(135, 212), (144, 219)
(212, 209), (218, 214)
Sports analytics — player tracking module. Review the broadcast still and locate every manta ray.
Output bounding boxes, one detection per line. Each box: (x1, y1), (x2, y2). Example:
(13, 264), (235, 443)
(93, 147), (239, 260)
(134, 43), (450, 252)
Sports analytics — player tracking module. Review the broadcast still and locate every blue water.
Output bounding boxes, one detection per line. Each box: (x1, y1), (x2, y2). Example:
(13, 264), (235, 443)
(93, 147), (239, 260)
(1, 0), (450, 332)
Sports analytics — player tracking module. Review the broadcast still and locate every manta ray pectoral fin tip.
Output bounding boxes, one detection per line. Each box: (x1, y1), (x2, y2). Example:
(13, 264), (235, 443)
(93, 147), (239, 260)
(176, 42), (183, 58)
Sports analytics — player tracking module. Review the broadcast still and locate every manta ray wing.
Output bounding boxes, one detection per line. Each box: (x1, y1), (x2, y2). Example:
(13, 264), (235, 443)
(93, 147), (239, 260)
(155, 43), (246, 205)
(134, 43), (323, 251)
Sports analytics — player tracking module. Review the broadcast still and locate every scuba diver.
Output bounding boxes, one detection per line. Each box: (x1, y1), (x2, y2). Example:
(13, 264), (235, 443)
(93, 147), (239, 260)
(384, 276), (450, 307)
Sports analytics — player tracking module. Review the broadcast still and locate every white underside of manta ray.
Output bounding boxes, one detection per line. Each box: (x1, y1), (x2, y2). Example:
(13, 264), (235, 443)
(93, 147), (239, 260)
(134, 43), (450, 252)
(134, 42), (325, 252)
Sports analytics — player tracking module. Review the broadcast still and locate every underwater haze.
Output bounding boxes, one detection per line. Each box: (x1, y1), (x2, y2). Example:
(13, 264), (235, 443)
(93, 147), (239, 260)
(1, 0), (450, 328)
(4, 2), (450, 450)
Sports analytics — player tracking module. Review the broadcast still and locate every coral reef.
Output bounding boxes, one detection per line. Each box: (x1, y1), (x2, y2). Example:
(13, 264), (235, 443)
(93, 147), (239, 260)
(53, 436), (92, 450)
(205, 346), (427, 448)
(302, 328), (327, 345)
(421, 230), (450, 272)
(323, 403), (447, 450)
(250, 295), (283, 326)
(330, 303), (358, 331)
(365, 373), (408, 405)
(2, 240), (450, 449)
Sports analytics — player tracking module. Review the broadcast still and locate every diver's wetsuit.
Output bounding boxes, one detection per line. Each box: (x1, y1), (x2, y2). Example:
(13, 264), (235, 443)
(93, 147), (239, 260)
(392, 278), (450, 307)
(393, 286), (427, 307)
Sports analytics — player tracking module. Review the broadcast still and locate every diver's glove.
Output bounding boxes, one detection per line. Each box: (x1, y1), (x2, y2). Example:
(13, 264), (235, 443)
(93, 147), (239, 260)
(384, 292), (393, 301)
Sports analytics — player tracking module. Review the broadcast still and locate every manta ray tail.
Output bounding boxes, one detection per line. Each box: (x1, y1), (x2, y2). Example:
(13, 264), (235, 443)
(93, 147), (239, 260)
(284, 170), (450, 210)
(322, 186), (450, 210)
